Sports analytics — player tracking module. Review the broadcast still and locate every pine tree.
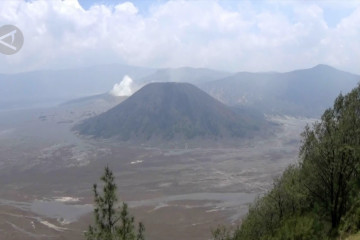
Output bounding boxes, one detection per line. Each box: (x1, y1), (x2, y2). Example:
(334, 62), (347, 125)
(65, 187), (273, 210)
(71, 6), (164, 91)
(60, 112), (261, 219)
(85, 166), (145, 240)
(137, 222), (145, 240)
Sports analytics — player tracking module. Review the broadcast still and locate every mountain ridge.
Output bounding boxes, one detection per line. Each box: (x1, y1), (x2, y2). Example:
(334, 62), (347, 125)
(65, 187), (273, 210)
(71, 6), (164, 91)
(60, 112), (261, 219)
(201, 64), (360, 117)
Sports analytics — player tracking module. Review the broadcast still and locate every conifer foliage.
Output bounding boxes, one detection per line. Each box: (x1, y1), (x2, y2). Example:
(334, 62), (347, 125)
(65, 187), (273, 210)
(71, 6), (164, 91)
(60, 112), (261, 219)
(85, 166), (145, 240)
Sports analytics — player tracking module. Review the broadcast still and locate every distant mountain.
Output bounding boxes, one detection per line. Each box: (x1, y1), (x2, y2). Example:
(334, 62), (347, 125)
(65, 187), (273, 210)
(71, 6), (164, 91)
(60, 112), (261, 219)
(138, 67), (231, 85)
(0, 64), (154, 110)
(74, 82), (266, 142)
(201, 64), (360, 117)
(61, 93), (127, 110)
(3, 63), (354, 117)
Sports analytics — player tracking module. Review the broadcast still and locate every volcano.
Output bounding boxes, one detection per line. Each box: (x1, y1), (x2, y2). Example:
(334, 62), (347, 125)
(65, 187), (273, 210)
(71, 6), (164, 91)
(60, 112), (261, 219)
(74, 82), (266, 141)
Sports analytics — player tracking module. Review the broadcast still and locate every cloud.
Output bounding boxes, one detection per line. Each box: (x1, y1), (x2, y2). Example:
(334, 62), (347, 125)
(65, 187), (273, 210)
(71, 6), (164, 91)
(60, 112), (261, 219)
(110, 75), (134, 97)
(0, 0), (359, 74)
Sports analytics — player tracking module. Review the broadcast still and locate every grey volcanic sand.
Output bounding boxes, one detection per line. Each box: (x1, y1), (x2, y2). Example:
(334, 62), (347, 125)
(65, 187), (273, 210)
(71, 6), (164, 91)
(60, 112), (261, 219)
(0, 107), (315, 240)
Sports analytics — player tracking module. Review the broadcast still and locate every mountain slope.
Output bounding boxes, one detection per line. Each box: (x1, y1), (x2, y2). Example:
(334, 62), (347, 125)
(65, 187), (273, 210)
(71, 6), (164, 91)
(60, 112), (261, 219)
(0, 64), (154, 110)
(75, 82), (265, 141)
(201, 64), (360, 116)
(58, 93), (128, 118)
(61, 93), (126, 109)
(138, 67), (231, 85)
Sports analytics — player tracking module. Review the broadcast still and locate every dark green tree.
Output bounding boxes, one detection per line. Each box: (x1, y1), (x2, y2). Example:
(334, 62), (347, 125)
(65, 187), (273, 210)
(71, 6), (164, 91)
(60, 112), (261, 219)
(300, 86), (360, 228)
(85, 166), (145, 240)
(212, 85), (360, 239)
(211, 225), (233, 240)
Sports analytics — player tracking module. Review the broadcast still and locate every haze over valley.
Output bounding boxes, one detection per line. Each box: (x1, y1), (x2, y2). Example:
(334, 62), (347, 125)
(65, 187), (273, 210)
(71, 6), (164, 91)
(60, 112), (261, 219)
(0, 63), (357, 239)
(0, 1), (360, 240)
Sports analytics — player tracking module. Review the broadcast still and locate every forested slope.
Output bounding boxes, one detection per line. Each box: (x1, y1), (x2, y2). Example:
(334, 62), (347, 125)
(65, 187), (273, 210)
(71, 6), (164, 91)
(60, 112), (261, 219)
(214, 84), (360, 240)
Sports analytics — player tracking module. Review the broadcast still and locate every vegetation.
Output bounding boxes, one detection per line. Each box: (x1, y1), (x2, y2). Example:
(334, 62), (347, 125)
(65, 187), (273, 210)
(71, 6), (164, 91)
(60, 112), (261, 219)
(213, 84), (360, 239)
(85, 166), (145, 240)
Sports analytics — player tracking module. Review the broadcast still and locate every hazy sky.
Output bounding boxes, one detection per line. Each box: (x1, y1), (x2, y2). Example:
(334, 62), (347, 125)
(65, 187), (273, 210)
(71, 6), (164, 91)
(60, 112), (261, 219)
(0, 0), (359, 74)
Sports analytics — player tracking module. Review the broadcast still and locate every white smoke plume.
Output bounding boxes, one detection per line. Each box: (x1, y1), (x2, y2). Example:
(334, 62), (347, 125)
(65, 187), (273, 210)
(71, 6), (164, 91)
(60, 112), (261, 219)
(110, 75), (134, 96)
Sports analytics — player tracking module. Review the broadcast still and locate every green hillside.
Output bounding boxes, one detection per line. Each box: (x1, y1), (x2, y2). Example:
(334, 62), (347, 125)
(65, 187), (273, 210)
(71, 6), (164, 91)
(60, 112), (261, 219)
(214, 84), (360, 240)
